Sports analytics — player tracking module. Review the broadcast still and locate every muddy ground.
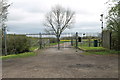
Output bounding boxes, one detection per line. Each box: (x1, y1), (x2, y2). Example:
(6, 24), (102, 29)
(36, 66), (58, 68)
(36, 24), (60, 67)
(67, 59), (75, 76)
(2, 43), (118, 78)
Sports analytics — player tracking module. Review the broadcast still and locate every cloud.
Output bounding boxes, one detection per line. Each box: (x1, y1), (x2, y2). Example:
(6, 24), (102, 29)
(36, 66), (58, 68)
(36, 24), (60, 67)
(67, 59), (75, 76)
(7, 0), (108, 34)
(7, 22), (44, 34)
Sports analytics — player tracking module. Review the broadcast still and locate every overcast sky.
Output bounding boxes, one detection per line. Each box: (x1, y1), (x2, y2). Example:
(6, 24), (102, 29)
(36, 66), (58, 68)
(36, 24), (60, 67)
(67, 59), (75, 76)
(7, 0), (108, 34)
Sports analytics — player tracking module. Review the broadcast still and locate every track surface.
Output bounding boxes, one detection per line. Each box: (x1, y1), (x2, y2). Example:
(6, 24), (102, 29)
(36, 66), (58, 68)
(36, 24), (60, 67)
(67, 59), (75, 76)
(2, 43), (118, 78)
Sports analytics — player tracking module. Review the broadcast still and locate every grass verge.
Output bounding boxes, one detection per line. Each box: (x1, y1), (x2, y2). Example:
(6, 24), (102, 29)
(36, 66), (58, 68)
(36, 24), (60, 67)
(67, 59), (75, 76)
(90, 50), (120, 55)
(79, 46), (120, 55)
(79, 47), (106, 51)
(0, 42), (66, 60)
(79, 47), (120, 55)
(81, 50), (120, 55)
(0, 52), (36, 60)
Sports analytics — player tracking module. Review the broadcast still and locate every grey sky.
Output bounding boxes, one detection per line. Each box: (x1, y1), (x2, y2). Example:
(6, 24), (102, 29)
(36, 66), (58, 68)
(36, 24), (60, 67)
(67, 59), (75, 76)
(7, 0), (108, 34)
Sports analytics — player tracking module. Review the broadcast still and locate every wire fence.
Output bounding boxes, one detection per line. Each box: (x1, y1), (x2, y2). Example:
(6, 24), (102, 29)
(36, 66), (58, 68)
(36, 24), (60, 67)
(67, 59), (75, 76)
(2, 32), (101, 56)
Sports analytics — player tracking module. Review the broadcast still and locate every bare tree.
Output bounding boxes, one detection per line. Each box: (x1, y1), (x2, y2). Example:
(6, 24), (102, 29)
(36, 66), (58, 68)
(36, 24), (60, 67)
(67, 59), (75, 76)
(0, 0), (10, 30)
(44, 5), (75, 50)
(0, 0), (10, 23)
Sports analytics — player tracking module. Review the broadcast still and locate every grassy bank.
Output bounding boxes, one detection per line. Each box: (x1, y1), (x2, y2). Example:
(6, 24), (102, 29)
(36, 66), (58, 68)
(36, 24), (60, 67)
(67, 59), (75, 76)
(1, 46), (39, 60)
(79, 46), (119, 55)
(1, 42), (66, 60)
(0, 52), (36, 60)
(81, 50), (119, 55)
(79, 47), (106, 51)
(90, 50), (119, 55)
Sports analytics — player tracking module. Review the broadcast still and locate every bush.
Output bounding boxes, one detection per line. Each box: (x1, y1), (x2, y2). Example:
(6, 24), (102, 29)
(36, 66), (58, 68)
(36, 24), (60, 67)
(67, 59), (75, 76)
(2, 34), (30, 55)
(111, 32), (119, 50)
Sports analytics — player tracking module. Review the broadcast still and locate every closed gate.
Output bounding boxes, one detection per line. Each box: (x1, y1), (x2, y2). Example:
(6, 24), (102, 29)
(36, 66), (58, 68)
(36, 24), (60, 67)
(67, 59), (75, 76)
(35, 33), (78, 49)
(24, 33), (78, 49)
(2, 32), (101, 55)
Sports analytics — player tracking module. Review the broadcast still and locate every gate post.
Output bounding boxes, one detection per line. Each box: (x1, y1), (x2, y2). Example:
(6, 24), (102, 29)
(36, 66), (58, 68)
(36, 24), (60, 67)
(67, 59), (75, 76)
(3, 26), (7, 56)
(76, 32), (78, 52)
(39, 33), (42, 49)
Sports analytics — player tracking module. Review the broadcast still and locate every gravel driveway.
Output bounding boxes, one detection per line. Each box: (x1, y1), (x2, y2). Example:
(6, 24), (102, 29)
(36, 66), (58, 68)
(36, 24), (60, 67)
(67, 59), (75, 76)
(2, 43), (118, 78)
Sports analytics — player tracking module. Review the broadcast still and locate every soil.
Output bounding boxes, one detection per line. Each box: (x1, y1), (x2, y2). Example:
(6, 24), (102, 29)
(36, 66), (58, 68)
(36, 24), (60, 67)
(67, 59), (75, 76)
(2, 43), (118, 78)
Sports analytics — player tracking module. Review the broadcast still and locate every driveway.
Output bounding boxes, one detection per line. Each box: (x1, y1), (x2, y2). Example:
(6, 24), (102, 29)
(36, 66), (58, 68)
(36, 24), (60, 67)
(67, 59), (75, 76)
(2, 43), (118, 78)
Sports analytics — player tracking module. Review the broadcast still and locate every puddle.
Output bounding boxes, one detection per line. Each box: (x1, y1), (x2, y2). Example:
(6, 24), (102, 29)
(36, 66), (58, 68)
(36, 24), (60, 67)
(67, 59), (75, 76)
(68, 64), (94, 68)
(68, 64), (111, 70)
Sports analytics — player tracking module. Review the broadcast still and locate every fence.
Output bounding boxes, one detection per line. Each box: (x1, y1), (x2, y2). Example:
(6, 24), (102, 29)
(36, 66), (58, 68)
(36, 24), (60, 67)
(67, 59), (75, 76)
(2, 32), (102, 56)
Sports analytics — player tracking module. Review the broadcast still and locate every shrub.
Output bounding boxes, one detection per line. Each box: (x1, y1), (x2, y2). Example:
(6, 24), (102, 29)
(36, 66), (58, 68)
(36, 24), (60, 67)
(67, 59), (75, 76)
(2, 34), (30, 55)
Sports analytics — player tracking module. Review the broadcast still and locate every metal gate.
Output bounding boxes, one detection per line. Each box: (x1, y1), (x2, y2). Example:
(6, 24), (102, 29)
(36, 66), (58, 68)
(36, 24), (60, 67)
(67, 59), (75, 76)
(25, 32), (101, 49)
(26, 32), (101, 48)
(2, 32), (101, 55)
(26, 33), (78, 49)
